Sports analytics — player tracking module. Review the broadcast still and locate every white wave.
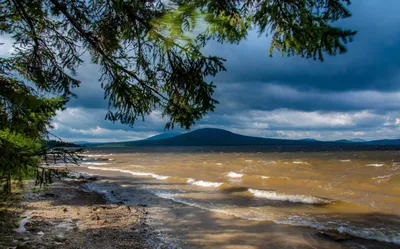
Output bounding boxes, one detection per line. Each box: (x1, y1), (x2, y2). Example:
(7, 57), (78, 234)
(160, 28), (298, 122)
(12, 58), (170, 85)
(373, 174), (392, 179)
(366, 163), (384, 167)
(336, 225), (400, 244)
(87, 166), (169, 180)
(82, 162), (110, 165)
(187, 178), (223, 187)
(292, 161), (309, 165)
(153, 175), (169, 180)
(227, 172), (243, 178)
(130, 164), (144, 168)
(86, 154), (103, 157)
(146, 189), (400, 245)
(339, 159), (351, 162)
(277, 217), (400, 245)
(259, 176), (290, 180)
(248, 189), (330, 204)
(245, 160), (253, 163)
(86, 153), (113, 157)
(215, 163), (223, 166)
(67, 172), (96, 179)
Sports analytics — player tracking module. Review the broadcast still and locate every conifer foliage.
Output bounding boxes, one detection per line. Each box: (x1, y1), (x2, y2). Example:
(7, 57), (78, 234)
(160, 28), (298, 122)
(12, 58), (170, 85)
(0, 0), (355, 192)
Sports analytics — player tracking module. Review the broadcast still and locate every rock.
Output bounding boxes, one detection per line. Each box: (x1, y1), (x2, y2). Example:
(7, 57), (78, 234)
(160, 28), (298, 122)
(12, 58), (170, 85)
(318, 230), (353, 241)
(55, 234), (67, 242)
(97, 219), (107, 225)
(42, 193), (55, 197)
(62, 208), (68, 212)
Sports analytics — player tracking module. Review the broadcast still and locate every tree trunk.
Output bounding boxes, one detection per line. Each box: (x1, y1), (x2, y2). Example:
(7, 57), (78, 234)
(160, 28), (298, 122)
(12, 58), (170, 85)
(3, 173), (11, 194)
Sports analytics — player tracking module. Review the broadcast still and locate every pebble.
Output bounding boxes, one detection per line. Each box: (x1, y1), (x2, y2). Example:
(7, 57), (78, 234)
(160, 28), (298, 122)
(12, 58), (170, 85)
(55, 234), (67, 242)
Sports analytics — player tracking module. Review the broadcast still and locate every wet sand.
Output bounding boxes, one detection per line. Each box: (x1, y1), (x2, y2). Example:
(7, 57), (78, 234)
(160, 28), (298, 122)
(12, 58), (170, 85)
(2, 179), (158, 249)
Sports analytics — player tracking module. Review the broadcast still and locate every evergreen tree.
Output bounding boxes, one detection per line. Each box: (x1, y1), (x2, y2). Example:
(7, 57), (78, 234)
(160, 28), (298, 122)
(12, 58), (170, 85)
(0, 0), (355, 192)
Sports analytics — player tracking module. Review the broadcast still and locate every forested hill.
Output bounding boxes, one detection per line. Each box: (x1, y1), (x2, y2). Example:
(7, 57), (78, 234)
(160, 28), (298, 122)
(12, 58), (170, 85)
(131, 128), (322, 146)
(89, 128), (335, 147)
(87, 128), (400, 149)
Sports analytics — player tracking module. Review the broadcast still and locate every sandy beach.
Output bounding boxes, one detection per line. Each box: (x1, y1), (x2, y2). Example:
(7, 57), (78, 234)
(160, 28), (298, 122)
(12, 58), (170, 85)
(0, 177), (166, 249)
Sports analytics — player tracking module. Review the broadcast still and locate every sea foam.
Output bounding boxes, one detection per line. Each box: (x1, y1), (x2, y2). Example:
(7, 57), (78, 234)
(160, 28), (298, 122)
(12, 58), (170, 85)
(87, 166), (169, 180)
(187, 178), (223, 187)
(81, 162), (110, 166)
(248, 189), (330, 204)
(227, 172), (243, 178)
(365, 163), (384, 167)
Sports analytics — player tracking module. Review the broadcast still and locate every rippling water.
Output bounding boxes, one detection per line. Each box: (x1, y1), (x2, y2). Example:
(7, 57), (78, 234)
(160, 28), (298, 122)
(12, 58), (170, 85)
(81, 148), (400, 246)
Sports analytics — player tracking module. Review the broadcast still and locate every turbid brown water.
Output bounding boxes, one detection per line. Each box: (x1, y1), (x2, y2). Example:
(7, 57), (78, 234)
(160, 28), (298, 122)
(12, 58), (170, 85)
(73, 148), (400, 248)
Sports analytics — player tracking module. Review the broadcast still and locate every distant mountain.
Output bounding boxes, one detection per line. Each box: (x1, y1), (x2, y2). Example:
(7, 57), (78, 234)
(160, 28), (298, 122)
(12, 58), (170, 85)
(364, 139), (400, 145)
(349, 138), (367, 143)
(300, 138), (319, 142)
(145, 132), (182, 141)
(334, 139), (352, 143)
(87, 128), (400, 151)
(94, 128), (327, 147)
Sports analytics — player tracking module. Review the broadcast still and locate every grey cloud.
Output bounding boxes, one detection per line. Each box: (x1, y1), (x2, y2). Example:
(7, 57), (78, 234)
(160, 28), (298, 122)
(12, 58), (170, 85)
(47, 0), (400, 142)
(213, 83), (400, 113)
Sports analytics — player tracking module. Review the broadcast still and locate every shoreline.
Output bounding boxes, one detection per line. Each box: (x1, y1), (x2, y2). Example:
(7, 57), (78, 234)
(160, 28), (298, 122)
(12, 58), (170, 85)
(0, 176), (171, 249)
(3, 165), (400, 248)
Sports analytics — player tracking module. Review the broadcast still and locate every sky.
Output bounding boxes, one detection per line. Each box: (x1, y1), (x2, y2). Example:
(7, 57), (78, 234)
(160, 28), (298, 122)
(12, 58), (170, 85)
(4, 0), (400, 142)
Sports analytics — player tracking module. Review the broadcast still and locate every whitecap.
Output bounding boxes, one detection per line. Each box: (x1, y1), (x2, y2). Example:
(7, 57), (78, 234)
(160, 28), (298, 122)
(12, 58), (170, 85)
(146, 189), (400, 245)
(82, 162), (110, 166)
(339, 159), (351, 162)
(86, 154), (103, 157)
(227, 172), (243, 178)
(293, 161), (309, 165)
(260, 176), (290, 180)
(366, 163), (384, 167)
(187, 178), (223, 187)
(248, 189), (330, 204)
(87, 166), (168, 180)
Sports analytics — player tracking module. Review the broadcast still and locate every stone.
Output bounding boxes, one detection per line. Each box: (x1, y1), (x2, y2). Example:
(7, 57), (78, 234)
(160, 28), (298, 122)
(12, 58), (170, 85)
(318, 230), (353, 241)
(55, 234), (67, 242)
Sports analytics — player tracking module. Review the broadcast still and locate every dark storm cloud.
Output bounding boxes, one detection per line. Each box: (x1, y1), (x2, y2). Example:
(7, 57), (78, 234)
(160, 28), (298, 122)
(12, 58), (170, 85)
(212, 83), (400, 113)
(207, 0), (400, 91)
(46, 0), (400, 141)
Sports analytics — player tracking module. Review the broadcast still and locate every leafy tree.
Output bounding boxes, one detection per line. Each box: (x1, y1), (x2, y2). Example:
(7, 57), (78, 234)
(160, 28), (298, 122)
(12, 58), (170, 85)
(0, 0), (355, 191)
